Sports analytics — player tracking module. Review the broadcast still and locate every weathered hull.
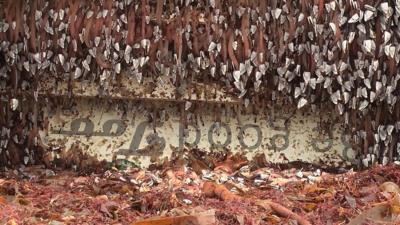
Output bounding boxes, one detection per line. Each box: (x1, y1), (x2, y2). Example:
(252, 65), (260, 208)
(0, 0), (399, 168)
(0, 69), (356, 168)
(38, 73), (354, 168)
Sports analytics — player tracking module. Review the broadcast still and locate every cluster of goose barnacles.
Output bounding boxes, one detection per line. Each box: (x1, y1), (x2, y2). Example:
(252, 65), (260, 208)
(0, 0), (400, 168)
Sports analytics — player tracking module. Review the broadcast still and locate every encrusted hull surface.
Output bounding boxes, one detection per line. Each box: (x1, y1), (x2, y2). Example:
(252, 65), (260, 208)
(0, 0), (399, 168)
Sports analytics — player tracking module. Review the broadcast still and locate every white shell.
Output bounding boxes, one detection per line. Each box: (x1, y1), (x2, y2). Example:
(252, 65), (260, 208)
(10, 98), (18, 111)
(297, 97), (308, 109)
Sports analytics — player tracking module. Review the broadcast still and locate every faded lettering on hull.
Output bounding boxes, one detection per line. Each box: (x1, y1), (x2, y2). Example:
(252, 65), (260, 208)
(42, 99), (356, 168)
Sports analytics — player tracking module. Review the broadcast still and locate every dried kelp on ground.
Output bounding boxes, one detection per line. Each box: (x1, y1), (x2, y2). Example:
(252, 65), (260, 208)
(0, 163), (399, 225)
